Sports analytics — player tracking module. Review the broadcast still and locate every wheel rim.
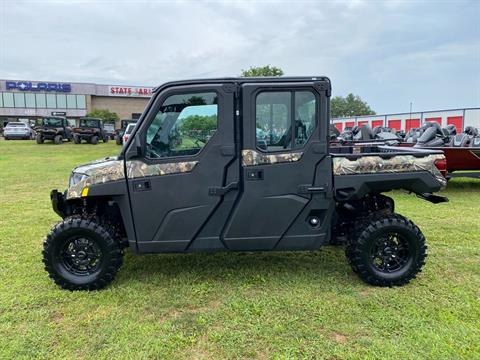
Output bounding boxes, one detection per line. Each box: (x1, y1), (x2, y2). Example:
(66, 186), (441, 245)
(59, 237), (103, 276)
(370, 232), (410, 273)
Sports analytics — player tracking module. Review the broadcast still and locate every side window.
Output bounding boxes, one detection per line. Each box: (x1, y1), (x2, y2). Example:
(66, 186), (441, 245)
(256, 90), (316, 152)
(145, 92), (218, 159)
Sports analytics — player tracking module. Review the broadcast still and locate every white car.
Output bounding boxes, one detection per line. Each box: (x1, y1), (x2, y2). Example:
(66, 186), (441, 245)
(3, 122), (35, 140)
(123, 123), (136, 144)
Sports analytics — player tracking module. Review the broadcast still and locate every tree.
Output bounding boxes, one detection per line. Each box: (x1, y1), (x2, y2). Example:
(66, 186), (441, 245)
(86, 108), (120, 123)
(241, 65), (284, 77)
(331, 93), (375, 118)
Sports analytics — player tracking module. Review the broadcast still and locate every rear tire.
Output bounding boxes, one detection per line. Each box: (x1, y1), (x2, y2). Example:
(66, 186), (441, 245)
(115, 135), (122, 145)
(91, 135), (99, 145)
(103, 136), (109, 143)
(54, 134), (62, 145)
(36, 134), (44, 144)
(73, 135), (81, 144)
(42, 217), (124, 291)
(346, 213), (427, 287)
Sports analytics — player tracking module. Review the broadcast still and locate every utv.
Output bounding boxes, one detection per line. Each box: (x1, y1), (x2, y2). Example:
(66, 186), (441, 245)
(73, 118), (109, 144)
(35, 117), (72, 144)
(43, 77), (448, 291)
(115, 119), (137, 145)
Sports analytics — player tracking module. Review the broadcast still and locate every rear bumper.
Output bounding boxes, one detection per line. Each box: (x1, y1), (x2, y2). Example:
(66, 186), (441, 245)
(4, 133), (30, 138)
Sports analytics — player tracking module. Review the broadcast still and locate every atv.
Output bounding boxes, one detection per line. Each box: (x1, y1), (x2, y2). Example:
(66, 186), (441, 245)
(72, 118), (109, 145)
(35, 117), (72, 144)
(43, 76), (448, 290)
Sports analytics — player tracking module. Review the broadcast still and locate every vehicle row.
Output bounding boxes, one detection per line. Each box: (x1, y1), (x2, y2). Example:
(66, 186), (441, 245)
(1, 117), (137, 145)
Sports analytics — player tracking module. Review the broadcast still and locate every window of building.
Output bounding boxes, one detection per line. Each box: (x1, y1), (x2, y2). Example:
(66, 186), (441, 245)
(66, 95), (76, 109)
(13, 93), (25, 108)
(145, 92), (218, 159)
(255, 90), (317, 152)
(25, 93), (36, 108)
(56, 94), (67, 108)
(0, 93), (3, 107)
(76, 95), (86, 109)
(3, 92), (14, 107)
(46, 94), (56, 108)
(36, 94), (46, 108)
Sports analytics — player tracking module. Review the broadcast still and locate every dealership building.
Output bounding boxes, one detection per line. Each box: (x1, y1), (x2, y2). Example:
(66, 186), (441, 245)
(0, 79), (153, 128)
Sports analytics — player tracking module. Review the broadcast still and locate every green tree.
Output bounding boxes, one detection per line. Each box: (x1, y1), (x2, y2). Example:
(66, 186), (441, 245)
(331, 93), (375, 118)
(241, 65), (284, 77)
(86, 108), (120, 124)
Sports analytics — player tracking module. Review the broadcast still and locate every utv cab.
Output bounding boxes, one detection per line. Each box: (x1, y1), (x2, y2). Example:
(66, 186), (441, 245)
(44, 76), (448, 291)
(35, 117), (72, 144)
(73, 118), (109, 144)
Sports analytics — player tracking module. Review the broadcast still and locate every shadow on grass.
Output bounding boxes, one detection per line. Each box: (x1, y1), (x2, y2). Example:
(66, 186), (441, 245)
(446, 177), (480, 190)
(117, 246), (353, 287)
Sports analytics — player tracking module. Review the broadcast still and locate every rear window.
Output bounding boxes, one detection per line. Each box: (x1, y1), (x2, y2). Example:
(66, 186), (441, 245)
(6, 123), (27, 127)
(125, 124), (136, 135)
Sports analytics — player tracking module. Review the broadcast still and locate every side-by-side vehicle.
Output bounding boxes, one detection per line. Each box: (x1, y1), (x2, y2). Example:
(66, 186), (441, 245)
(43, 77), (448, 290)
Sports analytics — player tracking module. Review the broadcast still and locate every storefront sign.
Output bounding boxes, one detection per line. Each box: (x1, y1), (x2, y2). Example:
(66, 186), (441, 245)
(6, 81), (71, 92)
(109, 86), (153, 97)
(51, 111), (67, 116)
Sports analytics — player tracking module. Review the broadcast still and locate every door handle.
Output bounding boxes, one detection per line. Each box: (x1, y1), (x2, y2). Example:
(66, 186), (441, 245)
(298, 184), (326, 194)
(133, 179), (151, 192)
(209, 182), (239, 196)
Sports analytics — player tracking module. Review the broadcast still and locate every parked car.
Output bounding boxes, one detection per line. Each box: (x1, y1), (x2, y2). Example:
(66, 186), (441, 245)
(115, 119), (137, 145)
(4, 122), (35, 140)
(122, 123), (136, 144)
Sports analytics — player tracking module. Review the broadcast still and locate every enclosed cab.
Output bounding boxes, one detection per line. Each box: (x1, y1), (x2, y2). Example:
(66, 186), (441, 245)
(35, 116), (72, 144)
(43, 77), (447, 291)
(73, 117), (109, 144)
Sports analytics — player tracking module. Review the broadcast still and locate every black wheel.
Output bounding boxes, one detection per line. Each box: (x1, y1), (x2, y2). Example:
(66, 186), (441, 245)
(73, 135), (81, 144)
(54, 134), (62, 144)
(91, 135), (99, 145)
(346, 214), (427, 287)
(36, 134), (44, 144)
(103, 136), (109, 143)
(115, 135), (122, 145)
(42, 217), (124, 290)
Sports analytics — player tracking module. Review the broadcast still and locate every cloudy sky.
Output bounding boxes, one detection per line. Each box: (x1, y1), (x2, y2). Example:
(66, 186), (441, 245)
(0, 0), (479, 114)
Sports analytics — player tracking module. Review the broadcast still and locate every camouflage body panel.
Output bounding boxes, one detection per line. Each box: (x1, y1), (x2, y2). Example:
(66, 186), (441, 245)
(126, 160), (198, 178)
(65, 158), (198, 199)
(242, 149), (303, 167)
(66, 158), (125, 199)
(332, 154), (447, 187)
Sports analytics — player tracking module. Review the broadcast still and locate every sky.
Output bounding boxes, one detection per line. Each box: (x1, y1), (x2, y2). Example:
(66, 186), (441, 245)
(0, 0), (479, 114)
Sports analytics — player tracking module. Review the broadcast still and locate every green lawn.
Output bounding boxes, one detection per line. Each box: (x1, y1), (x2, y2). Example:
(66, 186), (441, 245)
(0, 140), (479, 359)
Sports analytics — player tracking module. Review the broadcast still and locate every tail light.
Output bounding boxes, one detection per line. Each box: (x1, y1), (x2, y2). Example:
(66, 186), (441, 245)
(123, 135), (129, 143)
(434, 157), (447, 178)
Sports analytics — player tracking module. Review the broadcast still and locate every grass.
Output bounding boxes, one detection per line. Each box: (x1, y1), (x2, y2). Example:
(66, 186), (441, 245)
(0, 140), (479, 359)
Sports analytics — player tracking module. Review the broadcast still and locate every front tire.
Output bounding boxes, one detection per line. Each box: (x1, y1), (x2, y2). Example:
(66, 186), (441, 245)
(346, 214), (427, 287)
(103, 136), (109, 143)
(73, 135), (81, 144)
(54, 134), (62, 145)
(36, 134), (44, 144)
(42, 217), (124, 290)
(115, 135), (122, 145)
(91, 135), (99, 145)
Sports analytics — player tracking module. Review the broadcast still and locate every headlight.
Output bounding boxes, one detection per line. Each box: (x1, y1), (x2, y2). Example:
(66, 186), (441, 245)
(69, 172), (89, 187)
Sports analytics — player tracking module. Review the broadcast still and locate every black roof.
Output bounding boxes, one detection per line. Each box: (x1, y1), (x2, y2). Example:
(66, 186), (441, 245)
(152, 76), (331, 93)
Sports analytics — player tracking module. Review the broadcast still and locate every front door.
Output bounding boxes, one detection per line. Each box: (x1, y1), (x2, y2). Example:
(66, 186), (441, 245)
(126, 84), (238, 253)
(223, 82), (334, 250)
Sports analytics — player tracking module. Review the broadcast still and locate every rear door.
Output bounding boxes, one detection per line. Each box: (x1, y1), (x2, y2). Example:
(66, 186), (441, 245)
(125, 83), (238, 253)
(223, 81), (334, 250)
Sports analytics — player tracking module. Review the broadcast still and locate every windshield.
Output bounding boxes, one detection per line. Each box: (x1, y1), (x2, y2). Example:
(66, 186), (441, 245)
(42, 118), (64, 127)
(6, 122), (27, 128)
(80, 119), (100, 128)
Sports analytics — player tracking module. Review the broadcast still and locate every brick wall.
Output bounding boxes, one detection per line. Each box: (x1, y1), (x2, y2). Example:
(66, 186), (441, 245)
(90, 96), (149, 126)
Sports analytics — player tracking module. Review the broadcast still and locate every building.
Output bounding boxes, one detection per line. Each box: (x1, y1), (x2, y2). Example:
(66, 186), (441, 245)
(0, 79), (153, 128)
(332, 107), (480, 133)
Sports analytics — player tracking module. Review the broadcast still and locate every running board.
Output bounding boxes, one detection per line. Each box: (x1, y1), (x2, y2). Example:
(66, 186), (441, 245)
(416, 192), (449, 204)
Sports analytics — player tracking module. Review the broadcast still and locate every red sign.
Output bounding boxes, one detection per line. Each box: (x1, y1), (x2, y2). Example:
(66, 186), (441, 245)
(109, 86), (153, 97)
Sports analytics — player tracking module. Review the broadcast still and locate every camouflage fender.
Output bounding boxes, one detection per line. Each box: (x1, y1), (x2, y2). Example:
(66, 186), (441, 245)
(242, 149), (303, 166)
(332, 154), (447, 187)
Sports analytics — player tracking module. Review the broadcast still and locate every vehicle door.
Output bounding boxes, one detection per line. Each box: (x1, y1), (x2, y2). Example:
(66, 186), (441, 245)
(223, 81), (334, 250)
(125, 84), (238, 253)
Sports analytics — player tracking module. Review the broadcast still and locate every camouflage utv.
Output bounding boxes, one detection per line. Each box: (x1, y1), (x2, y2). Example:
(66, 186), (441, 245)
(35, 117), (72, 144)
(73, 118), (109, 145)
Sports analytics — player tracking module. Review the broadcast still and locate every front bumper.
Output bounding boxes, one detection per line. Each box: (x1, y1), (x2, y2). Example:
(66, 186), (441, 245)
(51, 189), (68, 218)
